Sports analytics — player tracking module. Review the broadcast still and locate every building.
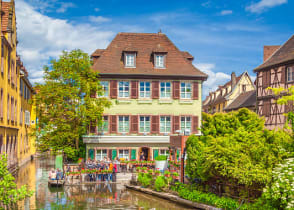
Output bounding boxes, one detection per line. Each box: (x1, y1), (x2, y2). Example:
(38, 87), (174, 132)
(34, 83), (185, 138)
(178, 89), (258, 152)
(0, 0), (35, 171)
(254, 35), (294, 129)
(83, 32), (207, 161)
(203, 71), (255, 113)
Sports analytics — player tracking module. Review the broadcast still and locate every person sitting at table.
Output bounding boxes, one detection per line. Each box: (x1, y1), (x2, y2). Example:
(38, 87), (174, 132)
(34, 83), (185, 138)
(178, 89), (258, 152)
(56, 168), (63, 180)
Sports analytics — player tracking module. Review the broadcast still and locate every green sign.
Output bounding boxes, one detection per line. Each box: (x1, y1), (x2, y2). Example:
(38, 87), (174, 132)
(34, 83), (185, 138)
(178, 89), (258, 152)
(55, 155), (63, 171)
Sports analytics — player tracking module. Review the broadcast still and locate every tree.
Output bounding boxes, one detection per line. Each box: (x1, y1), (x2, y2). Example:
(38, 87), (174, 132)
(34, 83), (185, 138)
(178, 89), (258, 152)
(33, 50), (111, 160)
(0, 154), (33, 209)
(186, 108), (293, 187)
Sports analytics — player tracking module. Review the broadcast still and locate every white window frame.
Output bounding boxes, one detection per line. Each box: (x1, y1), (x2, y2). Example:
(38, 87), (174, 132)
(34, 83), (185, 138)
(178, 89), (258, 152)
(139, 116), (150, 133)
(100, 81), (109, 97)
(180, 82), (192, 99)
(118, 81), (130, 98)
(119, 149), (129, 160)
(125, 53), (136, 68)
(96, 149), (107, 161)
(139, 81), (151, 98)
(160, 116), (171, 133)
(155, 54), (166, 68)
(160, 149), (169, 156)
(160, 82), (171, 99)
(181, 116), (191, 132)
(118, 116), (129, 133)
(287, 66), (294, 82)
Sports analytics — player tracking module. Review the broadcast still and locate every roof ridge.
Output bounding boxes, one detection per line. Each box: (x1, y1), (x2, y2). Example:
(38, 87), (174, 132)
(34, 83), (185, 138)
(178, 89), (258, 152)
(254, 34), (294, 71)
(118, 32), (165, 36)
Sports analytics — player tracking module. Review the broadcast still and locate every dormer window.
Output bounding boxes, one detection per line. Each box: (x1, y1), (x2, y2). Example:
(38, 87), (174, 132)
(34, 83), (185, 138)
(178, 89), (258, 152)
(125, 53), (136, 68)
(155, 54), (166, 68)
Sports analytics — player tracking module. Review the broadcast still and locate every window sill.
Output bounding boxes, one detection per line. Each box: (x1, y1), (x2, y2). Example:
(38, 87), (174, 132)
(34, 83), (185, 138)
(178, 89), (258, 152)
(158, 99), (173, 104)
(138, 99), (152, 104)
(179, 100), (194, 104)
(116, 99), (131, 104)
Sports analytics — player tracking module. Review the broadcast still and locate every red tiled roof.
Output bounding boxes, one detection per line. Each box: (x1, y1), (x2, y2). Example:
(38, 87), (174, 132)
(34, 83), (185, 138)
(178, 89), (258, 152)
(91, 49), (105, 57)
(254, 35), (294, 71)
(92, 32), (207, 80)
(1, 1), (10, 32)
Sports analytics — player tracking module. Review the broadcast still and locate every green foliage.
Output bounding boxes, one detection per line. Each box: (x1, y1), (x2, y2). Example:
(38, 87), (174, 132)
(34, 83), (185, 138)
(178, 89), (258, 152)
(172, 183), (271, 210)
(0, 154), (33, 209)
(137, 172), (152, 188)
(33, 50), (111, 160)
(262, 158), (294, 209)
(186, 108), (293, 186)
(154, 176), (167, 192)
(155, 155), (167, 161)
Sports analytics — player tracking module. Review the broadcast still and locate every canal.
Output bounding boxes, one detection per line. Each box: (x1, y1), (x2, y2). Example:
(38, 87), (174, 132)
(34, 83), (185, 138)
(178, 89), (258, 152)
(16, 156), (192, 209)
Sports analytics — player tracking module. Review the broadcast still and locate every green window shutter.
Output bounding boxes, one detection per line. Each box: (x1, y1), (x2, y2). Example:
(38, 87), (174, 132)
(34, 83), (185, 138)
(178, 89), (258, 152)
(89, 149), (94, 160)
(177, 149), (180, 159)
(112, 150), (117, 160)
(131, 149), (136, 160)
(153, 149), (159, 160)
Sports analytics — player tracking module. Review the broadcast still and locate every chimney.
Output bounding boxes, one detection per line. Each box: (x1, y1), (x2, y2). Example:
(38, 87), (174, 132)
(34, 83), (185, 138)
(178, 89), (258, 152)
(231, 72), (236, 89)
(263, 45), (280, 62)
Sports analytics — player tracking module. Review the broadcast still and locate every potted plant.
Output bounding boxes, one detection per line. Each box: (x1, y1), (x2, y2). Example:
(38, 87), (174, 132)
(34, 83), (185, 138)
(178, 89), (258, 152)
(155, 155), (168, 171)
(142, 166), (148, 173)
(164, 170), (171, 178)
(172, 172), (179, 180)
(148, 169), (154, 175)
(155, 170), (161, 176)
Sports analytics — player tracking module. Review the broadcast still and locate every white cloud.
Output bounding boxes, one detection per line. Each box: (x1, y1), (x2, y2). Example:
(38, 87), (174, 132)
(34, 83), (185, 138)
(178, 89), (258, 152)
(194, 63), (231, 99)
(15, 0), (114, 84)
(220, 10), (233, 15)
(94, 8), (100, 12)
(56, 2), (76, 13)
(89, 16), (111, 23)
(246, 0), (287, 13)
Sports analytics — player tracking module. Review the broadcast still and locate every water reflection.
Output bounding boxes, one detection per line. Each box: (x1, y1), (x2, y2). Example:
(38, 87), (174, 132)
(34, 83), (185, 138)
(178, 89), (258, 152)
(16, 156), (192, 210)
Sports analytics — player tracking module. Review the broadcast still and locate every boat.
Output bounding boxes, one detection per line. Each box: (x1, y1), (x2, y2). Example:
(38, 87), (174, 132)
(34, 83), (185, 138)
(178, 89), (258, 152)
(48, 178), (65, 187)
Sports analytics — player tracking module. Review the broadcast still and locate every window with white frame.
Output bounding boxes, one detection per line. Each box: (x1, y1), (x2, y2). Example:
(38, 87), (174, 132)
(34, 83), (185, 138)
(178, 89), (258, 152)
(119, 149), (129, 160)
(139, 81), (151, 98)
(181, 116), (191, 133)
(139, 116), (150, 133)
(160, 116), (171, 133)
(160, 82), (171, 98)
(118, 116), (129, 133)
(160, 149), (169, 156)
(100, 81), (109, 97)
(118, 81), (130, 98)
(125, 53), (135, 67)
(25, 110), (30, 126)
(180, 82), (192, 99)
(155, 54), (165, 68)
(96, 149), (107, 161)
(287, 66), (294, 82)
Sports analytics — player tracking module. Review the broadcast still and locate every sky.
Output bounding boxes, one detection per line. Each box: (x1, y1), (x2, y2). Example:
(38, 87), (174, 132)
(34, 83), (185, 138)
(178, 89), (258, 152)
(15, 0), (294, 99)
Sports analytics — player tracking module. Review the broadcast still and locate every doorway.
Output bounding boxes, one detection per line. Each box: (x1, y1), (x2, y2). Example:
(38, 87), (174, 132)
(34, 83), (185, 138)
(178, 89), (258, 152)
(140, 147), (149, 161)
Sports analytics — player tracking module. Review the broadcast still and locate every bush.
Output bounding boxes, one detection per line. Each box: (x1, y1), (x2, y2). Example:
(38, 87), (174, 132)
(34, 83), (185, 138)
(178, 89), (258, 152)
(154, 176), (167, 192)
(138, 172), (152, 188)
(155, 155), (167, 161)
(186, 109), (293, 187)
(262, 158), (294, 209)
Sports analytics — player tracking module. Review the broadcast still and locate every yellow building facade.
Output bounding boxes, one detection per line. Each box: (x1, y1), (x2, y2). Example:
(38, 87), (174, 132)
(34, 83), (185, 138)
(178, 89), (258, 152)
(203, 71), (256, 113)
(0, 0), (35, 171)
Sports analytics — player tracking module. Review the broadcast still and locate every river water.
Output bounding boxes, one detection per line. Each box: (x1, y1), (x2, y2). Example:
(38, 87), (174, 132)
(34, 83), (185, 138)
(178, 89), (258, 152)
(16, 156), (192, 210)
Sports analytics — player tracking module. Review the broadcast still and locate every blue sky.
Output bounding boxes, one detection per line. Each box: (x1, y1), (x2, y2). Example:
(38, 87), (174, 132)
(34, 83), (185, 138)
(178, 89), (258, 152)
(15, 0), (294, 98)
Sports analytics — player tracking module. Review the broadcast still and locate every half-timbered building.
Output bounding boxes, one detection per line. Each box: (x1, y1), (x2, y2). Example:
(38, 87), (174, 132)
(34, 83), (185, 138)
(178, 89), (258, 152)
(254, 35), (294, 130)
(83, 32), (207, 161)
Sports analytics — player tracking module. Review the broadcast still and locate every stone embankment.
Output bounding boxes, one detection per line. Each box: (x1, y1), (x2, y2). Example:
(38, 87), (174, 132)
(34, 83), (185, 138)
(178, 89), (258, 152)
(126, 185), (221, 210)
